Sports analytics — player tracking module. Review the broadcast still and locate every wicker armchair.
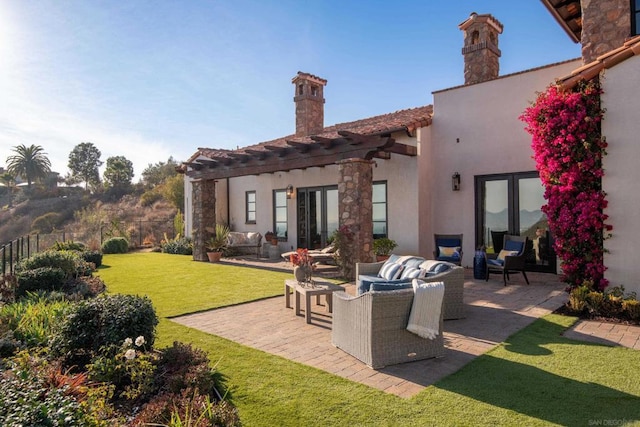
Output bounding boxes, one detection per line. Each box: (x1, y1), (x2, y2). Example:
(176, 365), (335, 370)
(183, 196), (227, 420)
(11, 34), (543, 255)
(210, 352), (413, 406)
(331, 288), (444, 369)
(355, 261), (465, 320)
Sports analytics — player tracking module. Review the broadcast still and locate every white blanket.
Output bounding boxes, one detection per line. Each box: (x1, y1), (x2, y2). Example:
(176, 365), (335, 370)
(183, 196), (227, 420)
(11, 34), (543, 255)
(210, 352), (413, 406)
(406, 280), (444, 340)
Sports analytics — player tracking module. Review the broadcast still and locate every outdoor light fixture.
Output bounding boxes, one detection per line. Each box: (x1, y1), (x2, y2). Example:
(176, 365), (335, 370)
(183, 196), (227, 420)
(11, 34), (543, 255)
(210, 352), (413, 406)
(286, 184), (295, 199)
(452, 172), (461, 191)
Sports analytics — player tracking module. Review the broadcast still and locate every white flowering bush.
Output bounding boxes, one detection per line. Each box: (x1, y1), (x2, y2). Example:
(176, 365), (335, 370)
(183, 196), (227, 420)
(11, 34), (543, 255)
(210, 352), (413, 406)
(88, 336), (157, 400)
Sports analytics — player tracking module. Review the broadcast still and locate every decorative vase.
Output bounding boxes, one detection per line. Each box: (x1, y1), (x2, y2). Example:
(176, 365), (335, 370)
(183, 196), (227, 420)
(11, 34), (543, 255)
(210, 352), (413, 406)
(293, 265), (312, 285)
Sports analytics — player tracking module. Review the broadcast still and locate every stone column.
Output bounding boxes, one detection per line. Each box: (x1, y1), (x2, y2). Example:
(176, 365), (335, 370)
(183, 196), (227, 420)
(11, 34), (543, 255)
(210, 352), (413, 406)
(338, 158), (374, 278)
(581, 0), (630, 64)
(191, 179), (217, 262)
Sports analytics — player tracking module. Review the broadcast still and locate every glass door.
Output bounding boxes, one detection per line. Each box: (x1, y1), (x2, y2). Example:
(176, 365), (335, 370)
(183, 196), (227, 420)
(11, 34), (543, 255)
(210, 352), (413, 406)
(297, 186), (338, 249)
(476, 172), (555, 273)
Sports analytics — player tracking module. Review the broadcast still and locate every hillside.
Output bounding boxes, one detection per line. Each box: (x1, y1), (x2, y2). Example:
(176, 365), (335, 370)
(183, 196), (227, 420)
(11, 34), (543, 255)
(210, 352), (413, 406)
(0, 191), (178, 249)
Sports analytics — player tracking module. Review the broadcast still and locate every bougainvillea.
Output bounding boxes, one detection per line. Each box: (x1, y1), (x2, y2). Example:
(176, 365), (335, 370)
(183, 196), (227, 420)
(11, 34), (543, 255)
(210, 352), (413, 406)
(520, 80), (611, 291)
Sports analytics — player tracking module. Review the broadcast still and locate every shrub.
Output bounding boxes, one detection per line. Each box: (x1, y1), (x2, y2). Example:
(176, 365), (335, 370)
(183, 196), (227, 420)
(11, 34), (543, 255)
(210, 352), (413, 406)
(585, 291), (605, 315)
(0, 294), (70, 347)
(131, 389), (241, 427)
(51, 240), (86, 251)
(88, 337), (158, 400)
(101, 237), (129, 254)
(81, 250), (103, 268)
(161, 236), (193, 255)
(17, 250), (91, 279)
(15, 267), (66, 297)
(568, 285), (589, 313)
(62, 276), (106, 300)
(51, 294), (158, 366)
(31, 212), (62, 233)
(623, 299), (640, 321)
(158, 341), (217, 396)
(0, 351), (98, 426)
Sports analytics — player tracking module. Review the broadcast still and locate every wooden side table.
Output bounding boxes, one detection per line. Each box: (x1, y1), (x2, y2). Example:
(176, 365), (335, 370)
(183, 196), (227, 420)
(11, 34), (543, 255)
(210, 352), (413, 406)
(284, 279), (344, 324)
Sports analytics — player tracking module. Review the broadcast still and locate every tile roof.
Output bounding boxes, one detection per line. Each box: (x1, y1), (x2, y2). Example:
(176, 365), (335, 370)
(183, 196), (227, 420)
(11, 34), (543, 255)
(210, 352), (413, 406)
(197, 105), (432, 159)
(558, 35), (640, 90)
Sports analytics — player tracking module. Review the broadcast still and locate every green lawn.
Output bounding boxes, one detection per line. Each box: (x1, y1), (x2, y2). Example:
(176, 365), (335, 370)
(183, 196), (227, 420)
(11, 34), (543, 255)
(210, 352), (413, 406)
(98, 252), (640, 426)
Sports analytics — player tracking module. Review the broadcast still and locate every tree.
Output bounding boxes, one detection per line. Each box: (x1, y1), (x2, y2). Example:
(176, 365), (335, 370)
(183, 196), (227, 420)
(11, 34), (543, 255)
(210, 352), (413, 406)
(159, 174), (185, 212)
(5, 144), (51, 189)
(103, 155), (134, 189)
(141, 156), (180, 188)
(68, 142), (102, 190)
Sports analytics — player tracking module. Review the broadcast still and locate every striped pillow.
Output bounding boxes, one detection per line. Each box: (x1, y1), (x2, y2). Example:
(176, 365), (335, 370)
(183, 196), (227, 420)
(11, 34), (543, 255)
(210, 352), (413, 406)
(400, 266), (424, 280)
(379, 262), (404, 280)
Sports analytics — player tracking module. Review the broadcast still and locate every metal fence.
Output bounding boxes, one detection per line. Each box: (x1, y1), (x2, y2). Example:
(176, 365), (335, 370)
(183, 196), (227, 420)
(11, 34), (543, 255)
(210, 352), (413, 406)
(1, 219), (175, 276)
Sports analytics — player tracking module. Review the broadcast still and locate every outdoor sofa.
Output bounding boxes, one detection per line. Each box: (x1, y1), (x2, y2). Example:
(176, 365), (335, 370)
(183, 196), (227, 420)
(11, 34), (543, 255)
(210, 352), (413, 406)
(356, 255), (465, 320)
(332, 286), (445, 369)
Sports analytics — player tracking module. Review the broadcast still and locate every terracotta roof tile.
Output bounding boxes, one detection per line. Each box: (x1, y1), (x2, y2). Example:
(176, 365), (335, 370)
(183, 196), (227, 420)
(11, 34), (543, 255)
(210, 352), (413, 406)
(558, 35), (640, 90)
(198, 105), (433, 157)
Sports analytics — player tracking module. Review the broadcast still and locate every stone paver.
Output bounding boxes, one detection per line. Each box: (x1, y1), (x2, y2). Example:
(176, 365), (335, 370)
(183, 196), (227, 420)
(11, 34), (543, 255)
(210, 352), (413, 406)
(173, 267), (570, 398)
(563, 319), (640, 350)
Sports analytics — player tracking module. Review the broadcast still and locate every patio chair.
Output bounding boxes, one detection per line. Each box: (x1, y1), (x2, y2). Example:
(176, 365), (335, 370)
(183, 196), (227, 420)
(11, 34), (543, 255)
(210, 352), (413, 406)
(486, 234), (530, 286)
(433, 234), (463, 265)
(332, 287), (444, 369)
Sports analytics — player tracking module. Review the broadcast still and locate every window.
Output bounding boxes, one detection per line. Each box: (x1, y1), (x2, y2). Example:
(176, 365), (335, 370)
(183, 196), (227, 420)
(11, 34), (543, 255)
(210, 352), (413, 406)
(633, 0), (640, 35)
(372, 181), (388, 238)
(246, 191), (256, 224)
(273, 189), (287, 240)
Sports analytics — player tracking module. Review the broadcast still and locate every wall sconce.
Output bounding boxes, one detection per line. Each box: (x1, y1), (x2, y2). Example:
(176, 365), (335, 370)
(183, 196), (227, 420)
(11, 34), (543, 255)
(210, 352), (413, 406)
(452, 172), (461, 191)
(286, 184), (295, 199)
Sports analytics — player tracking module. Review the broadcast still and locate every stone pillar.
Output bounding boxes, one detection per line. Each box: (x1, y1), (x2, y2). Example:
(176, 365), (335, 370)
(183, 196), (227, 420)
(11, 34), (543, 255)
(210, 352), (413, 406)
(191, 179), (217, 262)
(581, 0), (630, 64)
(338, 158), (374, 277)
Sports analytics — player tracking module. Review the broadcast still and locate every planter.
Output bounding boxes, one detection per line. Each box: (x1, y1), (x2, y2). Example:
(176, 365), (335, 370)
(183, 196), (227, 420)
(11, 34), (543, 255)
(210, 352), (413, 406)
(376, 255), (390, 262)
(207, 251), (223, 263)
(293, 265), (313, 284)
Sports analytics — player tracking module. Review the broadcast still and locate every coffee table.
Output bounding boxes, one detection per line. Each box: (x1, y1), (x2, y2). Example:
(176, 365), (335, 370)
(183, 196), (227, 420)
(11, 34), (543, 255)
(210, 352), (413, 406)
(284, 279), (344, 324)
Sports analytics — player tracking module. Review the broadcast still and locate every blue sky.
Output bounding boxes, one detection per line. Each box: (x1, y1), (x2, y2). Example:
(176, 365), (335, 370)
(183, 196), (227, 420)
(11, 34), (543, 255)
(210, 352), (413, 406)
(0, 0), (580, 180)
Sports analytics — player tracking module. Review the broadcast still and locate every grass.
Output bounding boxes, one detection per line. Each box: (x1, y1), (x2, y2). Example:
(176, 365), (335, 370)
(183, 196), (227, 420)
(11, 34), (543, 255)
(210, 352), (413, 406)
(98, 252), (640, 426)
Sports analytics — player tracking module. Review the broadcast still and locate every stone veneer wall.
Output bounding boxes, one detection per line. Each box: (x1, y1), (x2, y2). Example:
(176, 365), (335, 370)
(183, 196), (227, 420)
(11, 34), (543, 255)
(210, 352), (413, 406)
(581, 0), (631, 63)
(191, 179), (217, 262)
(338, 158), (374, 278)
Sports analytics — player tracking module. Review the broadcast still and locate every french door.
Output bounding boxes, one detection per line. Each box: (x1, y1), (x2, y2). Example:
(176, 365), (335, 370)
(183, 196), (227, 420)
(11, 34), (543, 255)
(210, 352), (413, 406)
(296, 186), (338, 249)
(475, 172), (555, 273)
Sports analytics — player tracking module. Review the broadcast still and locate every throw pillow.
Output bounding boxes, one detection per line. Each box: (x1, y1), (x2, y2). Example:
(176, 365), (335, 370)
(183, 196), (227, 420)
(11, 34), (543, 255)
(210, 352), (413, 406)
(432, 263), (452, 274)
(379, 262), (404, 280)
(400, 266), (425, 280)
(438, 246), (461, 259)
(497, 249), (519, 261)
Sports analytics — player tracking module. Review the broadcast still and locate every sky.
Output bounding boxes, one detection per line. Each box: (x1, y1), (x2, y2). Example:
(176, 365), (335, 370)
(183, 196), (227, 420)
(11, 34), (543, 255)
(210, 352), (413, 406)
(0, 0), (581, 182)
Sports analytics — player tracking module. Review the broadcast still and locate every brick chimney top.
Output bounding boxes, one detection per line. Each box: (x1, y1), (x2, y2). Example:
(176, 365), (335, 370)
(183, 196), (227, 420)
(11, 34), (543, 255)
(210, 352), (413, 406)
(292, 71), (327, 137)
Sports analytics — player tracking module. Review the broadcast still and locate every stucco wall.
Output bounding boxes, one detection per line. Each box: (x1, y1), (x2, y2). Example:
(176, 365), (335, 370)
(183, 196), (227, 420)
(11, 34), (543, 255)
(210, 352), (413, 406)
(420, 60), (581, 266)
(602, 55), (640, 296)
(185, 131), (420, 254)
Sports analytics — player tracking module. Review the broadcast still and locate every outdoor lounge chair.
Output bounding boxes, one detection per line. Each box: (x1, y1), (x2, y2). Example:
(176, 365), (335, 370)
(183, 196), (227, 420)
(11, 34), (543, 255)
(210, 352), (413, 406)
(486, 234), (530, 286)
(332, 287), (445, 369)
(281, 244), (336, 264)
(433, 234), (463, 265)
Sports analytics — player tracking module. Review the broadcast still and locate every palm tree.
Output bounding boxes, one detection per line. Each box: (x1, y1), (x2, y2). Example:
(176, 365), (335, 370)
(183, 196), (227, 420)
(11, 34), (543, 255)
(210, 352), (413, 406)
(6, 144), (52, 189)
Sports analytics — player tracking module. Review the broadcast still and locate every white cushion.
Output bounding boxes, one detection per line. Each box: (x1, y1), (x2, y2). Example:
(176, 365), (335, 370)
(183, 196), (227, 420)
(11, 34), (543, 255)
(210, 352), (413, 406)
(400, 266), (425, 280)
(379, 262), (404, 280)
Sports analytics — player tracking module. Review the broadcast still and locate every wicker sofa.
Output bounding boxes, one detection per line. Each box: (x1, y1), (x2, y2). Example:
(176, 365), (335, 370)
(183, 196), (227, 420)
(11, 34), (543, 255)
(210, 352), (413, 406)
(356, 257), (465, 320)
(331, 288), (445, 369)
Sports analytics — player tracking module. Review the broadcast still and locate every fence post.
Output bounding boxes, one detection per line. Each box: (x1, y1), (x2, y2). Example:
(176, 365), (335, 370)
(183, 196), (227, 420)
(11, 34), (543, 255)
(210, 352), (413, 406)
(1, 246), (5, 276)
(9, 242), (13, 275)
(37, 234), (40, 253)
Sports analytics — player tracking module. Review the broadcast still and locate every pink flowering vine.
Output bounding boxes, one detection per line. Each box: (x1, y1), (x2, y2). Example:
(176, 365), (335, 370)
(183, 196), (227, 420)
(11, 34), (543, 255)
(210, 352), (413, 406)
(520, 80), (610, 291)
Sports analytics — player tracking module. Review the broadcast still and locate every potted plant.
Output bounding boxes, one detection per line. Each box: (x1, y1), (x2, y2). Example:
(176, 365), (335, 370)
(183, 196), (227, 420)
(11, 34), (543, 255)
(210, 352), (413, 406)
(373, 237), (398, 262)
(264, 231), (278, 245)
(206, 223), (230, 262)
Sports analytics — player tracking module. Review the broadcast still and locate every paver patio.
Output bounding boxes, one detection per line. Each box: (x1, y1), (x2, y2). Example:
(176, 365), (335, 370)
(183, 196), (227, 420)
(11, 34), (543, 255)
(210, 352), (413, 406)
(173, 263), (568, 398)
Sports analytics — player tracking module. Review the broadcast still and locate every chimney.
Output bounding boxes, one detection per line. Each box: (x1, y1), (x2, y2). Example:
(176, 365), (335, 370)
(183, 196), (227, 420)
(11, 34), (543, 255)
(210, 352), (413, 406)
(459, 12), (504, 85)
(292, 71), (327, 136)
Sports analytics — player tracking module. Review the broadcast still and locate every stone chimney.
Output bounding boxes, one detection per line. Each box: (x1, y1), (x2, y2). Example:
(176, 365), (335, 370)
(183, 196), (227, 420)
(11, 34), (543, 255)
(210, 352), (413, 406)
(292, 71), (327, 136)
(459, 13), (504, 85)
(581, 0), (631, 64)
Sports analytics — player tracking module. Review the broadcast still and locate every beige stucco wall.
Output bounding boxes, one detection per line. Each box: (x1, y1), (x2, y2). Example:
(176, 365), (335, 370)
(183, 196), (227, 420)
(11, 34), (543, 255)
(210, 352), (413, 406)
(602, 55), (640, 296)
(185, 131), (420, 254)
(420, 60), (581, 267)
